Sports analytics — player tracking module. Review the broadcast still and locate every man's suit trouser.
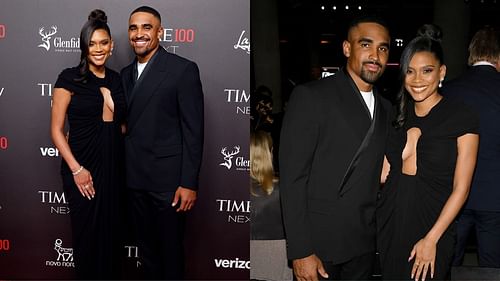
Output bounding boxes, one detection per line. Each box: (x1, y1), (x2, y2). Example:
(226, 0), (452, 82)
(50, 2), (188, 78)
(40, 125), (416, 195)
(453, 209), (500, 267)
(128, 189), (185, 280)
(319, 252), (375, 280)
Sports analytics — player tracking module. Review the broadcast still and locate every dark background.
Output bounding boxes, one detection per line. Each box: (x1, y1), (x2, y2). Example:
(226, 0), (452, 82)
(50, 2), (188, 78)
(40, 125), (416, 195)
(252, 0), (500, 108)
(250, 0), (500, 274)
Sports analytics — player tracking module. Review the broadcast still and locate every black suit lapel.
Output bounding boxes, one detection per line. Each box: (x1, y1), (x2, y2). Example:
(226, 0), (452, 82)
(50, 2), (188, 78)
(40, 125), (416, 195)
(127, 48), (169, 133)
(121, 63), (135, 106)
(128, 48), (162, 107)
(343, 68), (373, 121)
(336, 70), (386, 195)
(337, 69), (372, 140)
(372, 92), (387, 141)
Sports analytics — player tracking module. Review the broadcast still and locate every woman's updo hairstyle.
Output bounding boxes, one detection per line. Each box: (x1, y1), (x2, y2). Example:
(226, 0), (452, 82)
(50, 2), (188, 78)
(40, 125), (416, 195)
(88, 9), (108, 23)
(75, 9), (111, 83)
(393, 24), (445, 129)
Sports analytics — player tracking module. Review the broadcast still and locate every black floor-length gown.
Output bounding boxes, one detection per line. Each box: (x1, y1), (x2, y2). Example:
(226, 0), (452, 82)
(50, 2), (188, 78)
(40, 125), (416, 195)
(377, 97), (478, 280)
(54, 67), (126, 279)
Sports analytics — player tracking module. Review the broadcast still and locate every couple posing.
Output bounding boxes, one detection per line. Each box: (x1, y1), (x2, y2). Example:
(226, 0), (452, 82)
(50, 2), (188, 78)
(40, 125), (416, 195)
(280, 16), (478, 281)
(50, 6), (203, 280)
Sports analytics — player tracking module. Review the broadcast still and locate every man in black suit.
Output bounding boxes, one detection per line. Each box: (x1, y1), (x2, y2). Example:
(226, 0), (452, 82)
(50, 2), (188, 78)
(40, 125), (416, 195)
(443, 26), (500, 268)
(280, 16), (391, 281)
(121, 6), (204, 279)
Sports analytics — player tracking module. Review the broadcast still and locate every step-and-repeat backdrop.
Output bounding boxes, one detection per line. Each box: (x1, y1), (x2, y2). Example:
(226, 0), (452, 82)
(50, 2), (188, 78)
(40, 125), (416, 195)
(0, 0), (250, 279)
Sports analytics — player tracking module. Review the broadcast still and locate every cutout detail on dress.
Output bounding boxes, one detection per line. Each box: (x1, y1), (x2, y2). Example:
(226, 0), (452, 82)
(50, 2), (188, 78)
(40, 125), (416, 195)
(402, 127), (421, 175)
(100, 87), (114, 122)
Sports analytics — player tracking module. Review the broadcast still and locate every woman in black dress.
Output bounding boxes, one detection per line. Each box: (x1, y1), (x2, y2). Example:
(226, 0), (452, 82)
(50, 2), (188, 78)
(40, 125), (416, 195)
(50, 9), (125, 279)
(377, 25), (479, 281)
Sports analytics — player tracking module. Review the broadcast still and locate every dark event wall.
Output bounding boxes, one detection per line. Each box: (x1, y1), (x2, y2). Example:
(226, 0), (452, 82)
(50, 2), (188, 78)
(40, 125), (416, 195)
(0, 0), (250, 279)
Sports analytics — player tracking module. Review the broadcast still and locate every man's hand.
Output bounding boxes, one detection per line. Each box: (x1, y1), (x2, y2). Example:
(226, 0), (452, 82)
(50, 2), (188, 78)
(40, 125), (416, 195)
(171, 186), (197, 212)
(293, 254), (329, 281)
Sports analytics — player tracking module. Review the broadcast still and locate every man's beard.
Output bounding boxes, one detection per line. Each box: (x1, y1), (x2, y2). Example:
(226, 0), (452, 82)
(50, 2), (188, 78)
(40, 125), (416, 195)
(360, 62), (383, 84)
(134, 46), (153, 57)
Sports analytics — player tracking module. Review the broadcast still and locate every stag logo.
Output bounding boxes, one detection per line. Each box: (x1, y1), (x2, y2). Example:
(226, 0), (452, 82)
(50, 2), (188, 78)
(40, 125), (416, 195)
(54, 239), (73, 262)
(38, 26), (58, 51)
(219, 146), (240, 170)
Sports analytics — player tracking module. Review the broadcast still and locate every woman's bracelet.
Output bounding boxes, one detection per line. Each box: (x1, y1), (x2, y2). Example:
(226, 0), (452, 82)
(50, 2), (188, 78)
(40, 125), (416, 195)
(72, 165), (84, 176)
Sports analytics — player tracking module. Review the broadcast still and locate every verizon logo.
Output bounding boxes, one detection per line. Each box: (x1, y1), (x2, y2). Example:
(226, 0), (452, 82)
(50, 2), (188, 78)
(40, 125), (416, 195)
(40, 147), (59, 157)
(214, 258), (250, 269)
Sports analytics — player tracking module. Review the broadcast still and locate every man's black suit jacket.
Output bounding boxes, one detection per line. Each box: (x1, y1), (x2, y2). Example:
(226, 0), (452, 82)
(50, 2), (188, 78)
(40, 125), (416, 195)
(121, 47), (204, 192)
(280, 69), (391, 264)
(443, 65), (500, 211)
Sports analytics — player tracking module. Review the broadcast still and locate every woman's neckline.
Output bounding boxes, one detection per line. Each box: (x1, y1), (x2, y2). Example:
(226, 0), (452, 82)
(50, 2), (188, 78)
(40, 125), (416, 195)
(90, 67), (106, 79)
(414, 95), (444, 118)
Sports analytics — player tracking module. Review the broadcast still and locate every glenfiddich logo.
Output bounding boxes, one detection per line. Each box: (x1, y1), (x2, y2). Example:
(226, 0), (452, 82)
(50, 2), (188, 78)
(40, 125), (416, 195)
(38, 26), (58, 51)
(219, 146), (241, 169)
(37, 26), (79, 53)
(219, 145), (249, 171)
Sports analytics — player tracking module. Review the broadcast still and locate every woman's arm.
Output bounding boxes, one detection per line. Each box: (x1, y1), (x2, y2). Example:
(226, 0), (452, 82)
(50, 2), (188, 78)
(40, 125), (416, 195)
(410, 133), (479, 281)
(50, 88), (94, 199)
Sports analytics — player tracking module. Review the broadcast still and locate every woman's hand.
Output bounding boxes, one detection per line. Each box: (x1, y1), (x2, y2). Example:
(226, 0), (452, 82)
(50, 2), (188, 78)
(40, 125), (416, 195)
(409, 237), (436, 281)
(73, 167), (94, 200)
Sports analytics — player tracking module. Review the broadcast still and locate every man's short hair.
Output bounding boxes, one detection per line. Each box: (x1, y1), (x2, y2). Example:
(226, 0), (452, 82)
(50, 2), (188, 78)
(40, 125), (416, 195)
(468, 26), (500, 65)
(346, 14), (390, 40)
(131, 6), (161, 23)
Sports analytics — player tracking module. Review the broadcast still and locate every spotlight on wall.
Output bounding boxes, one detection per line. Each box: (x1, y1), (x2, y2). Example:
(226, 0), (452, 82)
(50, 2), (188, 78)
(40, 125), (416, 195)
(345, 5), (349, 10)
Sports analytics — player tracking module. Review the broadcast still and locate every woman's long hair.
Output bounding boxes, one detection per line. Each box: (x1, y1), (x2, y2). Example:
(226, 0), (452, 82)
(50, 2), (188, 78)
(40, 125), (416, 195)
(250, 131), (274, 195)
(393, 24), (445, 129)
(75, 9), (111, 83)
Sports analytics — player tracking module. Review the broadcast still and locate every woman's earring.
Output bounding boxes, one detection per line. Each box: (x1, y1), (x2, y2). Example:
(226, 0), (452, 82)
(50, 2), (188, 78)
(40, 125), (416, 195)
(439, 78), (443, 88)
(110, 48), (114, 56)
